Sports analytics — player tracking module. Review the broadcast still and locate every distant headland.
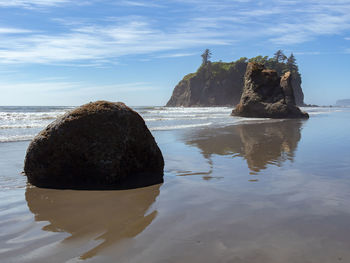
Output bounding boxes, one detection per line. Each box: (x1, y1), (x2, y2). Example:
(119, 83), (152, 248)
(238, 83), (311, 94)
(336, 99), (350, 107)
(166, 50), (305, 107)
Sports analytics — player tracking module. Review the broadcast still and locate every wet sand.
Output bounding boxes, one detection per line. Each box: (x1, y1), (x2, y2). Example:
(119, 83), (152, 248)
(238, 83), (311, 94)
(1, 109), (350, 262)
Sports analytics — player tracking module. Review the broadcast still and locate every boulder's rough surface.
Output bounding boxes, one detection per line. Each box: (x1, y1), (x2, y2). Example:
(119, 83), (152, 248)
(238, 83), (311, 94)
(24, 101), (164, 189)
(231, 63), (309, 119)
(166, 60), (305, 107)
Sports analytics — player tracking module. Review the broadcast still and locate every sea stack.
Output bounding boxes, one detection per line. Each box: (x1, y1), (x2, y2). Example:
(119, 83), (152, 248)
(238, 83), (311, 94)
(166, 57), (305, 107)
(232, 62), (309, 119)
(24, 101), (164, 189)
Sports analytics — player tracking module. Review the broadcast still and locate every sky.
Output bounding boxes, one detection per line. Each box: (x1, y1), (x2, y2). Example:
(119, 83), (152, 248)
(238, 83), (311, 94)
(0, 0), (349, 106)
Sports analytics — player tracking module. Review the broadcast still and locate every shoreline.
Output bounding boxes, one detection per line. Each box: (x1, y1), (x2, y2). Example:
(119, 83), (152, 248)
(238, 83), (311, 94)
(1, 107), (350, 262)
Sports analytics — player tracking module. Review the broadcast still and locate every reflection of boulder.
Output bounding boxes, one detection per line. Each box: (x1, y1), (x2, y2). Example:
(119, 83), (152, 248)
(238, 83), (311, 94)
(185, 120), (303, 173)
(25, 184), (160, 259)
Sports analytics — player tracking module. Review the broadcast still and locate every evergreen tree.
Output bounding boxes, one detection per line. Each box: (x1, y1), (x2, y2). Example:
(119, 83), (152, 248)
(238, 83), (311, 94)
(287, 53), (298, 72)
(201, 49), (212, 65)
(273, 50), (287, 63)
(249, 55), (268, 64)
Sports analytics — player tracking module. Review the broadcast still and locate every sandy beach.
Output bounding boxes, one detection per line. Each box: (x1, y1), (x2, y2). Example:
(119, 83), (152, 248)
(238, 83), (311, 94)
(1, 106), (350, 262)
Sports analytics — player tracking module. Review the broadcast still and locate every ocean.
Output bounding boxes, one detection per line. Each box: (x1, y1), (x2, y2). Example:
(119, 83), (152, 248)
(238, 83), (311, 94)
(0, 105), (335, 143)
(0, 105), (273, 143)
(1, 105), (350, 262)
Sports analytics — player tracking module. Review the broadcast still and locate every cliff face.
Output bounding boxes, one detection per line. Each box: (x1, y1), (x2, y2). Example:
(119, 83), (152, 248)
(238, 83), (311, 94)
(290, 73), (304, 106)
(166, 61), (245, 106)
(166, 59), (305, 107)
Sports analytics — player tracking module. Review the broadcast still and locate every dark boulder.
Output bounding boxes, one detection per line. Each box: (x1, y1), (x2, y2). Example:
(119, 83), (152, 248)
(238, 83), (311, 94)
(24, 101), (164, 189)
(231, 63), (309, 119)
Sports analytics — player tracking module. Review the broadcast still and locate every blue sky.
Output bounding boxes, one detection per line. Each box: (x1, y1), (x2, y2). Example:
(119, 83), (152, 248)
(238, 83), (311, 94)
(0, 0), (349, 106)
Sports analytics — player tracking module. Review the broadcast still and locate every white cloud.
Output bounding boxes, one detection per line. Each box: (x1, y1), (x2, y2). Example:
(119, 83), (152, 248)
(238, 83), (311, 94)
(0, 80), (104, 94)
(264, 1), (350, 44)
(152, 0), (350, 47)
(0, 0), (70, 8)
(117, 1), (164, 8)
(267, 12), (350, 44)
(1, 0), (350, 64)
(0, 80), (155, 93)
(156, 52), (197, 58)
(0, 79), (163, 106)
(176, 0), (350, 45)
(0, 19), (230, 64)
(0, 27), (33, 34)
(293, 51), (321, 55)
(237, 7), (283, 17)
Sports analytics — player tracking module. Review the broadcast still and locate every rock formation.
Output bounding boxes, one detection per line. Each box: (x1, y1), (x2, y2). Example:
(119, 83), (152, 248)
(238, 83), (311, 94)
(166, 58), (305, 107)
(166, 61), (245, 106)
(24, 101), (164, 189)
(231, 63), (309, 119)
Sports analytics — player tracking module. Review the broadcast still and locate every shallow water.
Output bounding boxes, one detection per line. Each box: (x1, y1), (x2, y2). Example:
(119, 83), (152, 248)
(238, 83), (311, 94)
(1, 106), (350, 262)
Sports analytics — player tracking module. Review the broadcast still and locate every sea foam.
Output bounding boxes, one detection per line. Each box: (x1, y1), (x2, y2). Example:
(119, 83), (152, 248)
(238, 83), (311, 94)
(0, 106), (344, 142)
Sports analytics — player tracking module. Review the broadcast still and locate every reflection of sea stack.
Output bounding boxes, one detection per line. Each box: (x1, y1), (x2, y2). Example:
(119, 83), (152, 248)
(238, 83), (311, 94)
(25, 185), (160, 259)
(236, 122), (301, 173)
(24, 101), (164, 189)
(232, 63), (309, 118)
(185, 120), (303, 173)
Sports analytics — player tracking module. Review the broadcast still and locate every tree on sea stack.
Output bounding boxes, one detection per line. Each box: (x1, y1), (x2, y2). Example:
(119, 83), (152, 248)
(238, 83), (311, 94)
(287, 53), (298, 72)
(274, 50), (287, 63)
(201, 49), (212, 65)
